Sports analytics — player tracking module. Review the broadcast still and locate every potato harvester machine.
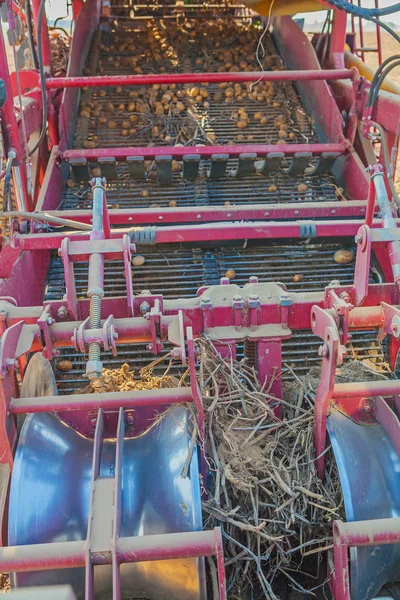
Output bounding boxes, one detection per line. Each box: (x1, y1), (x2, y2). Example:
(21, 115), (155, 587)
(0, 0), (400, 598)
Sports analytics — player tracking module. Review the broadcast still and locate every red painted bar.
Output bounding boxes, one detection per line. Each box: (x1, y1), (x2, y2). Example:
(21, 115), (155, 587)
(62, 143), (346, 161)
(14, 219), (383, 252)
(348, 306), (383, 328)
(333, 380), (400, 399)
(0, 530), (221, 572)
(51, 201), (369, 225)
(0, 541), (85, 572)
(10, 387), (193, 414)
(335, 518), (400, 547)
(118, 529), (221, 562)
(46, 69), (355, 89)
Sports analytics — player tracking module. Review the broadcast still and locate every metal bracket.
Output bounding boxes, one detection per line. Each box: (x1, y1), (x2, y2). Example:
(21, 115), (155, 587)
(37, 305), (55, 360)
(299, 221), (316, 238)
(73, 316), (90, 354)
(0, 320), (34, 379)
(324, 288), (354, 345)
(167, 311), (187, 365)
(353, 224), (372, 307)
(148, 298), (163, 354)
(378, 302), (400, 342)
(123, 234), (134, 317)
(102, 314), (118, 356)
(59, 238), (78, 320)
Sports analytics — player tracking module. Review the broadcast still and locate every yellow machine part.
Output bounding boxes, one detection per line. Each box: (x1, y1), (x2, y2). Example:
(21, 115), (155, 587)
(344, 49), (400, 96)
(241, 0), (324, 16)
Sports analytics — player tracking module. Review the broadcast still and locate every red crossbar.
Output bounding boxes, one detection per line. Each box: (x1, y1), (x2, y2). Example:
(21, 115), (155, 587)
(10, 388), (193, 413)
(0, 529), (223, 571)
(63, 142), (346, 161)
(46, 69), (356, 89)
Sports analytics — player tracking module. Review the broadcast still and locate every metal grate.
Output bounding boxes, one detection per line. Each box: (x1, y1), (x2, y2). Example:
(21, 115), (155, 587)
(282, 329), (388, 378)
(61, 168), (340, 210)
(45, 242), (371, 302)
(76, 81), (314, 148)
(47, 241), (384, 393)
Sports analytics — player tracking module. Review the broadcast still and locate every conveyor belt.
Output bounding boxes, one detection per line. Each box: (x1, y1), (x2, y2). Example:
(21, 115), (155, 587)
(45, 242), (372, 301)
(66, 14), (346, 209)
(62, 169), (340, 210)
(46, 241), (387, 393)
(53, 8), (376, 392)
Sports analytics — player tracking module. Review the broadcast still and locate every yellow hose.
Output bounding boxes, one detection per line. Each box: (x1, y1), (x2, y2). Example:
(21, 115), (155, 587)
(344, 50), (400, 95)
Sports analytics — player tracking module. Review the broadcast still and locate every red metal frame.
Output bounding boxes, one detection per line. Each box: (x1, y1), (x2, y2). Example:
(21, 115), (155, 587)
(0, 0), (400, 596)
(63, 142), (346, 161)
(45, 69), (356, 89)
(332, 519), (400, 600)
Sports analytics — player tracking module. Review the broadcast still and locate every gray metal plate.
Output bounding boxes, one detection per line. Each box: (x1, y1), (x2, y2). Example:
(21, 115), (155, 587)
(328, 411), (400, 600)
(9, 407), (204, 600)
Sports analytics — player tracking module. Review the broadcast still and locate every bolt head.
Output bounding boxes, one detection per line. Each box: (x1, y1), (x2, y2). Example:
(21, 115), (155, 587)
(200, 297), (212, 309)
(57, 306), (68, 321)
(279, 293), (292, 307)
(248, 276), (258, 284)
(391, 317), (400, 338)
(248, 294), (260, 308)
(140, 301), (151, 315)
(318, 344), (328, 358)
(220, 277), (230, 285)
(355, 234), (362, 244)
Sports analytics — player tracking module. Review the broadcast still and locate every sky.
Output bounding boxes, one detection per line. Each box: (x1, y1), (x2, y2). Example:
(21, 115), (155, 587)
(298, 0), (400, 28)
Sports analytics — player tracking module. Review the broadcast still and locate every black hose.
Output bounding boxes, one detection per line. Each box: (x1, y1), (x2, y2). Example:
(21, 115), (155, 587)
(366, 54), (400, 109)
(367, 16), (400, 46)
(3, 152), (15, 212)
(28, 0), (48, 157)
(25, 0), (39, 70)
(370, 60), (400, 108)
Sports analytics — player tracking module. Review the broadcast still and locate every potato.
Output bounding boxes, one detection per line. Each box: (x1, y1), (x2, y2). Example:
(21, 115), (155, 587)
(83, 140), (96, 149)
(268, 184), (277, 193)
(140, 189), (150, 198)
(237, 120), (248, 129)
(80, 109), (91, 119)
(169, 199), (177, 207)
(334, 249), (354, 264)
(132, 255), (146, 267)
(292, 274), (304, 283)
(335, 187), (345, 198)
(297, 183), (308, 193)
(56, 360), (73, 373)
(225, 269), (236, 280)
(107, 121), (117, 129)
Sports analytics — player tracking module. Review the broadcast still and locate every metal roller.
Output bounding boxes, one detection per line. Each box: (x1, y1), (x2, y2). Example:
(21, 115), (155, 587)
(9, 356), (204, 600)
(328, 411), (400, 600)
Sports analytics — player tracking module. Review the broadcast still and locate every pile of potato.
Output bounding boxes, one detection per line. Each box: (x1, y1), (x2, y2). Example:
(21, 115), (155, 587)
(78, 16), (291, 149)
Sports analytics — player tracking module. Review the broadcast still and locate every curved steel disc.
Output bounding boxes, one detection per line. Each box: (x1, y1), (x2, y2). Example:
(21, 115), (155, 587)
(328, 411), (400, 600)
(20, 353), (58, 398)
(9, 407), (205, 600)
